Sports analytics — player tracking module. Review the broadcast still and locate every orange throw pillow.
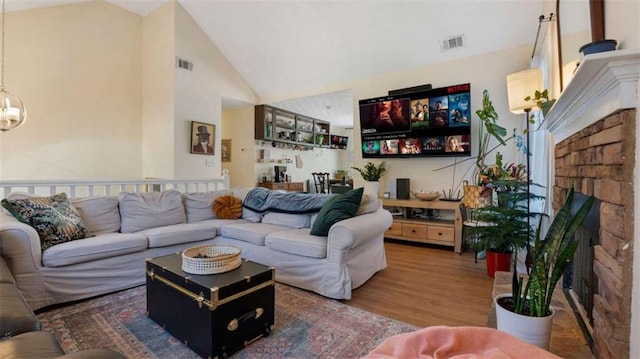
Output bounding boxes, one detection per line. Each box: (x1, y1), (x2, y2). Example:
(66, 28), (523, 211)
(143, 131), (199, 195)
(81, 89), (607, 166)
(212, 195), (243, 219)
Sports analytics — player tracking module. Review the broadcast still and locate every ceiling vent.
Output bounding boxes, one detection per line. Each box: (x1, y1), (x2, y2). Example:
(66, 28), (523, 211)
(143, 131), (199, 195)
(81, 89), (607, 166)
(440, 34), (465, 51)
(176, 57), (193, 71)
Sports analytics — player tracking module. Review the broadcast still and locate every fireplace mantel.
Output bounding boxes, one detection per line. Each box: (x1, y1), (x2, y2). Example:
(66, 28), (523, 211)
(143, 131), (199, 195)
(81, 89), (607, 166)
(546, 49), (640, 142)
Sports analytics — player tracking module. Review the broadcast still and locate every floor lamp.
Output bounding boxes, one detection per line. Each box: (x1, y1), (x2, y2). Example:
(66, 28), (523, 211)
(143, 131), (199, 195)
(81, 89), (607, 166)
(506, 68), (542, 241)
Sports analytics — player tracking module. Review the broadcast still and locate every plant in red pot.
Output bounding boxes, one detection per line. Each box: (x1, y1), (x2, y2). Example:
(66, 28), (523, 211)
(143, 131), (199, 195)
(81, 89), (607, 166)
(470, 167), (542, 278)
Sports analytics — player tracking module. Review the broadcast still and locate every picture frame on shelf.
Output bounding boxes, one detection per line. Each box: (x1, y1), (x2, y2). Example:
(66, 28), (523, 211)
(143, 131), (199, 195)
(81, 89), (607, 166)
(221, 139), (231, 162)
(190, 121), (215, 155)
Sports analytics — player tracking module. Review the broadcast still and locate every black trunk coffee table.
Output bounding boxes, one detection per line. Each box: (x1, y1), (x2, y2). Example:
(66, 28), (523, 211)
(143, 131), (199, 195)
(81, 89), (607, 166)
(146, 253), (275, 358)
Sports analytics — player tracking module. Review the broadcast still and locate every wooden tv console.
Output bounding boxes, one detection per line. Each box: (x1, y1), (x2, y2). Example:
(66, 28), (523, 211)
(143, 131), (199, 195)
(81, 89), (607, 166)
(382, 198), (462, 253)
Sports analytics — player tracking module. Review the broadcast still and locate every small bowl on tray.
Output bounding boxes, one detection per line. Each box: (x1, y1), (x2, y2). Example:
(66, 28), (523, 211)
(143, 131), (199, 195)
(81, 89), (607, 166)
(411, 191), (441, 201)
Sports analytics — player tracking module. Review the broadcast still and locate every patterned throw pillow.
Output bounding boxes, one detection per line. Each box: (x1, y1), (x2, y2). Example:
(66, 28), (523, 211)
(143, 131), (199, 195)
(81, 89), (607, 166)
(1, 193), (89, 251)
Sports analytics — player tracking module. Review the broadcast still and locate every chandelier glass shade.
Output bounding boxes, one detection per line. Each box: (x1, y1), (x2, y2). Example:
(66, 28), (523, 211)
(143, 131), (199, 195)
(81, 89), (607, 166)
(0, 0), (26, 132)
(0, 88), (25, 132)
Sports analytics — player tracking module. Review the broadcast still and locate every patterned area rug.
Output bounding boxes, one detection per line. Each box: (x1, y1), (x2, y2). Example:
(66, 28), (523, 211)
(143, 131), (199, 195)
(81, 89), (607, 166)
(37, 284), (418, 358)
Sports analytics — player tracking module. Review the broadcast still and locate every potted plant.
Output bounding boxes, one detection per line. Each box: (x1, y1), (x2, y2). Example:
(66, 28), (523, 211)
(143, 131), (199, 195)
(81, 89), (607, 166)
(470, 158), (541, 278)
(524, 89), (556, 119)
(461, 90), (529, 206)
(495, 186), (595, 349)
(436, 90), (527, 202)
(351, 161), (386, 196)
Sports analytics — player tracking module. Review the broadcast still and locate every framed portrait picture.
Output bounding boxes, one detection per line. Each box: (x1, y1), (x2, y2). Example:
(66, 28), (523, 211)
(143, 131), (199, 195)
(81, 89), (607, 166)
(221, 139), (231, 162)
(190, 121), (215, 155)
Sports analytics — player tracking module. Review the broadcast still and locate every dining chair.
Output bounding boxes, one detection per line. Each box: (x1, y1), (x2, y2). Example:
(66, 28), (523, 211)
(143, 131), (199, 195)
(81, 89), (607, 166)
(311, 172), (330, 193)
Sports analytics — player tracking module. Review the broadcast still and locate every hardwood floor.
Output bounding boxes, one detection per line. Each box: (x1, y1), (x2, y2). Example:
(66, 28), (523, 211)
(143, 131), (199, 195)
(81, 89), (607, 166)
(346, 240), (494, 328)
(346, 240), (592, 359)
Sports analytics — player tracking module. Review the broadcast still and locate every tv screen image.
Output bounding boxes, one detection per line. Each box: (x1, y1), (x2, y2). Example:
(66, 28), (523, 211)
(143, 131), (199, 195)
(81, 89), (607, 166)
(331, 135), (349, 149)
(429, 96), (449, 128)
(359, 99), (411, 136)
(362, 140), (381, 155)
(448, 93), (470, 127)
(410, 98), (430, 130)
(381, 139), (399, 155)
(358, 83), (471, 158)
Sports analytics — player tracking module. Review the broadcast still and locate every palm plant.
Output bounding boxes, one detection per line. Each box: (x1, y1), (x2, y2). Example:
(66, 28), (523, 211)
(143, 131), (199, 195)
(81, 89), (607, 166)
(351, 161), (386, 181)
(507, 186), (595, 317)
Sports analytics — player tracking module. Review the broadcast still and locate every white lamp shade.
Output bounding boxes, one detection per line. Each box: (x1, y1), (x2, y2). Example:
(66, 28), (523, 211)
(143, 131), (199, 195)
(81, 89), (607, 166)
(0, 89), (26, 132)
(506, 68), (542, 114)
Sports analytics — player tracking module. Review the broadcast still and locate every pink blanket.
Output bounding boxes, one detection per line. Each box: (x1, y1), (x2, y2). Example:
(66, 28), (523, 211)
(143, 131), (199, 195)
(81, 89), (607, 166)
(362, 326), (562, 359)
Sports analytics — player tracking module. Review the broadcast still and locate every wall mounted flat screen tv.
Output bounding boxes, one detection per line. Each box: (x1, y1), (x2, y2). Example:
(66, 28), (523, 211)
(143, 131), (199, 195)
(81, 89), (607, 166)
(359, 83), (471, 158)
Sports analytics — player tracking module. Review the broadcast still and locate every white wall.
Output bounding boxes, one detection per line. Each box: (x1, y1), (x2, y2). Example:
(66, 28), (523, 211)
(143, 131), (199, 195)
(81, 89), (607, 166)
(142, 2), (175, 179)
(221, 106), (256, 189)
(0, 1), (257, 182)
(0, 2), (143, 179)
(173, 2), (257, 179)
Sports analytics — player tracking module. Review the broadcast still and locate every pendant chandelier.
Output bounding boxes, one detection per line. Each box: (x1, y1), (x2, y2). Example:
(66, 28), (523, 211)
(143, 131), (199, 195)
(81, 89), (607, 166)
(0, 0), (25, 132)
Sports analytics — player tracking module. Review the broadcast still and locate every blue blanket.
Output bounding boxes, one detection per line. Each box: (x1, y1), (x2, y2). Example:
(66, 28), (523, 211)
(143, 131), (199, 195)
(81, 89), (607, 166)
(242, 187), (332, 214)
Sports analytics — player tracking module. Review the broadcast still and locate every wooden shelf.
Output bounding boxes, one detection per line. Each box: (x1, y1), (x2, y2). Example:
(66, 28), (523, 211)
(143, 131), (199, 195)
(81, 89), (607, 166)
(255, 104), (331, 148)
(382, 199), (462, 253)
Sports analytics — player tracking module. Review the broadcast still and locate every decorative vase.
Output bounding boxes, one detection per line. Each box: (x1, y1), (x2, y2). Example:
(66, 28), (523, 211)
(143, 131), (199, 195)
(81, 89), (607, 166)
(486, 250), (512, 278)
(363, 181), (380, 198)
(495, 294), (554, 350)
(579, 39), (617, 56)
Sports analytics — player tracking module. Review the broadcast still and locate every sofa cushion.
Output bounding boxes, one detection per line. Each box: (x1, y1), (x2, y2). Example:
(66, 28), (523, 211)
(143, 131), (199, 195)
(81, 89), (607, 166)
(357, 193), (380, 215)
(42, 233), (148, 267)
(262, 212), (310, 228)
(242, 208), (263, 223)
(0, 256), (14, 284)
(0, 283), (41, 337)
(219, 223), (288, 246)
(233, 188), (264, 223)
(119, 190), (186, 233)
(71, 196), (121, 234)
(265, 229), (327, 258)
(0, 331), (64, 358)
(139, 222), (217, 248)
(182, 190), (233, 223)
(1, 193), (90, 250)
(310, 187), (364, 236)
(212, 195), (243, 219)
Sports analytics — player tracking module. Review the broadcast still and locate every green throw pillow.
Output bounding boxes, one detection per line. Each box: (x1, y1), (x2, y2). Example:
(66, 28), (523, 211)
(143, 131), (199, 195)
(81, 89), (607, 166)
(2, 193), (89, 251)
(310, 187), (364, 236)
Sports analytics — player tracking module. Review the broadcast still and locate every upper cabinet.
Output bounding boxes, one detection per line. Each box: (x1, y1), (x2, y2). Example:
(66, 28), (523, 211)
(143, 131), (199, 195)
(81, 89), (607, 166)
(255, 105), (331, 148)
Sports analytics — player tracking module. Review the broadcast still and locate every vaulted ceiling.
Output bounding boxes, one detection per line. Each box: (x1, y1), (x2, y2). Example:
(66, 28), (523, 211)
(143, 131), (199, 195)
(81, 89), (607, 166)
(8, 1), (588, 126)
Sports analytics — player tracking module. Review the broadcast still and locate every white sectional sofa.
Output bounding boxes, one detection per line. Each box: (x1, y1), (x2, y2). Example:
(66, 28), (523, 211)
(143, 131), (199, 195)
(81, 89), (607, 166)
(0, 180), (391, 311)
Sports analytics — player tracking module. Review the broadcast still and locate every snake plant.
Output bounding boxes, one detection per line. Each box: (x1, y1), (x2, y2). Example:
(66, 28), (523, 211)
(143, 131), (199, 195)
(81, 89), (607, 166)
(510, 186), (594, 317)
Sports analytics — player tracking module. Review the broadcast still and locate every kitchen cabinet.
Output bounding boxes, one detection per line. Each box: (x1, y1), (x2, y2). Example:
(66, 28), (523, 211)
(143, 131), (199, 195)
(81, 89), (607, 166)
(255, 105), (330, 148)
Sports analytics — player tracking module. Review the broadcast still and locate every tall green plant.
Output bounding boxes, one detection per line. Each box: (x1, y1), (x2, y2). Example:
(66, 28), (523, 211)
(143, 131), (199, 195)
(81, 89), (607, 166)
(510, 186), (595, 317)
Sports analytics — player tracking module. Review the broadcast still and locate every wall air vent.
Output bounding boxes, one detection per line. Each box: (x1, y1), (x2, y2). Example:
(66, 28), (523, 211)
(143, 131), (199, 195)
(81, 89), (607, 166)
(440, 34), (465, 51)
(176, 57), (193, 71)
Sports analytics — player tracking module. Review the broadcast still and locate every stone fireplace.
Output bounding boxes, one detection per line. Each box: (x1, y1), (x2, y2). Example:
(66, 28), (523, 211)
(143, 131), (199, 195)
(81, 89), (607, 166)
(554, 109), (634, 357)
(547, 49), (639, 358)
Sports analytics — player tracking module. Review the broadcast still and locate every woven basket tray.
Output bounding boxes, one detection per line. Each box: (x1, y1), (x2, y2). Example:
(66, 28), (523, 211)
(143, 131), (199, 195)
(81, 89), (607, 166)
(181, 245), (242, 275)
